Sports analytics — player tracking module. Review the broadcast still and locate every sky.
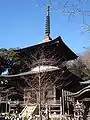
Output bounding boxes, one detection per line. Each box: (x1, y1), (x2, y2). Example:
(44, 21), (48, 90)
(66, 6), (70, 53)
(0, 0), (90, 54)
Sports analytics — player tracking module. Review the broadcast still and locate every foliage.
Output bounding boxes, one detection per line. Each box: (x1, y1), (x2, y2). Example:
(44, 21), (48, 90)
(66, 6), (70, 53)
(24, 116), (28, 120)
(0, 48), (8, 74)
(81, 48), (90, 78)
(0, 48), (30, 75)
(66, 57), (90, 80)
(81, 48), (90, 68)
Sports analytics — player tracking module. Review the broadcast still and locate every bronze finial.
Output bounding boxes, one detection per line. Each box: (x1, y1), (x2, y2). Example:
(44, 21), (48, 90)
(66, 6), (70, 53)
(45, 6), (50, 36)
(43, 6), (52, 42)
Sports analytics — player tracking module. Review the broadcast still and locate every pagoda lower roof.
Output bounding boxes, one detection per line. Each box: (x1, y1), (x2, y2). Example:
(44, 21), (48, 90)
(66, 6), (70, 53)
(14, 36), (78, 61)
(0, 66), (83, 92)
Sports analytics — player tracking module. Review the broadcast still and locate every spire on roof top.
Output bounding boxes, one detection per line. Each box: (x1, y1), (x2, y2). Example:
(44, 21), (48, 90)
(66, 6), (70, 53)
(45, 6), (50, 36)
(43, 6), (52, 42)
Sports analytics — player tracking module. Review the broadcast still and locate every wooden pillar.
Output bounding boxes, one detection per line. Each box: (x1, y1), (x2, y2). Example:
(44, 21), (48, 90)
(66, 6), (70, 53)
(38, 72), (42, 120)
(24, 89), (25, 105)
(0, 93), (1, 113)
(36, 91), (39, 104)
(62, 89), (64, 115)
(53, 85), (56, 103)
(67, 91), (70, 115)
(60, 97), (62, 115)
(42, 89), (45, 103)
(8, 99), (11, 113)
(0, 92), (1, 102)
(6, 93), (8, 113)
(49, 105), (51, 117)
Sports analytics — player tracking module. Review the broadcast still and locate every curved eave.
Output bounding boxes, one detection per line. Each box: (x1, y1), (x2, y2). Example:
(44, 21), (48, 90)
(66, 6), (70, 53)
(0, 67), (60, 78)
(14, 36), (78, 61)
(68, 85), (90, 98)
(54, 36), (78, 60)
(80, 80), (90, 85)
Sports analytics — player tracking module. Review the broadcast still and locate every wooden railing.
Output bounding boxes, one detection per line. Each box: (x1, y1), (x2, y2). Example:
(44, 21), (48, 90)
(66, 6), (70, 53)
(0, 100), (24, 106)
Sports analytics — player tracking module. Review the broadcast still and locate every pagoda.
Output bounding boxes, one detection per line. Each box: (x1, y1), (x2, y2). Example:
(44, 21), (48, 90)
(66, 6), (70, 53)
(12, 6), (82, 119)
(0, 6), (88, 120)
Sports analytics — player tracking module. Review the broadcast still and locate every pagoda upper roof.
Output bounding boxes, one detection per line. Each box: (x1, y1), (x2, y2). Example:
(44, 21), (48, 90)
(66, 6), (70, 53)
(14, 36), (78, 61)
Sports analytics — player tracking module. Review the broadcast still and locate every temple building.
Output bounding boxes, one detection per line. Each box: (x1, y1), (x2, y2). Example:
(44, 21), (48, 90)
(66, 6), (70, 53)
(0, 6), (90, 120)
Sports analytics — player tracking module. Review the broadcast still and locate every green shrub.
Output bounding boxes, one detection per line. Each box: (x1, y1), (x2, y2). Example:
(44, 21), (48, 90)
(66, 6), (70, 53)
(24, 116), (28, 120)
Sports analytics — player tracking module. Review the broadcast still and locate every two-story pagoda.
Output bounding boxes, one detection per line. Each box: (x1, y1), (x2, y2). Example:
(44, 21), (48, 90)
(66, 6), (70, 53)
(0, 6), (87, 120)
